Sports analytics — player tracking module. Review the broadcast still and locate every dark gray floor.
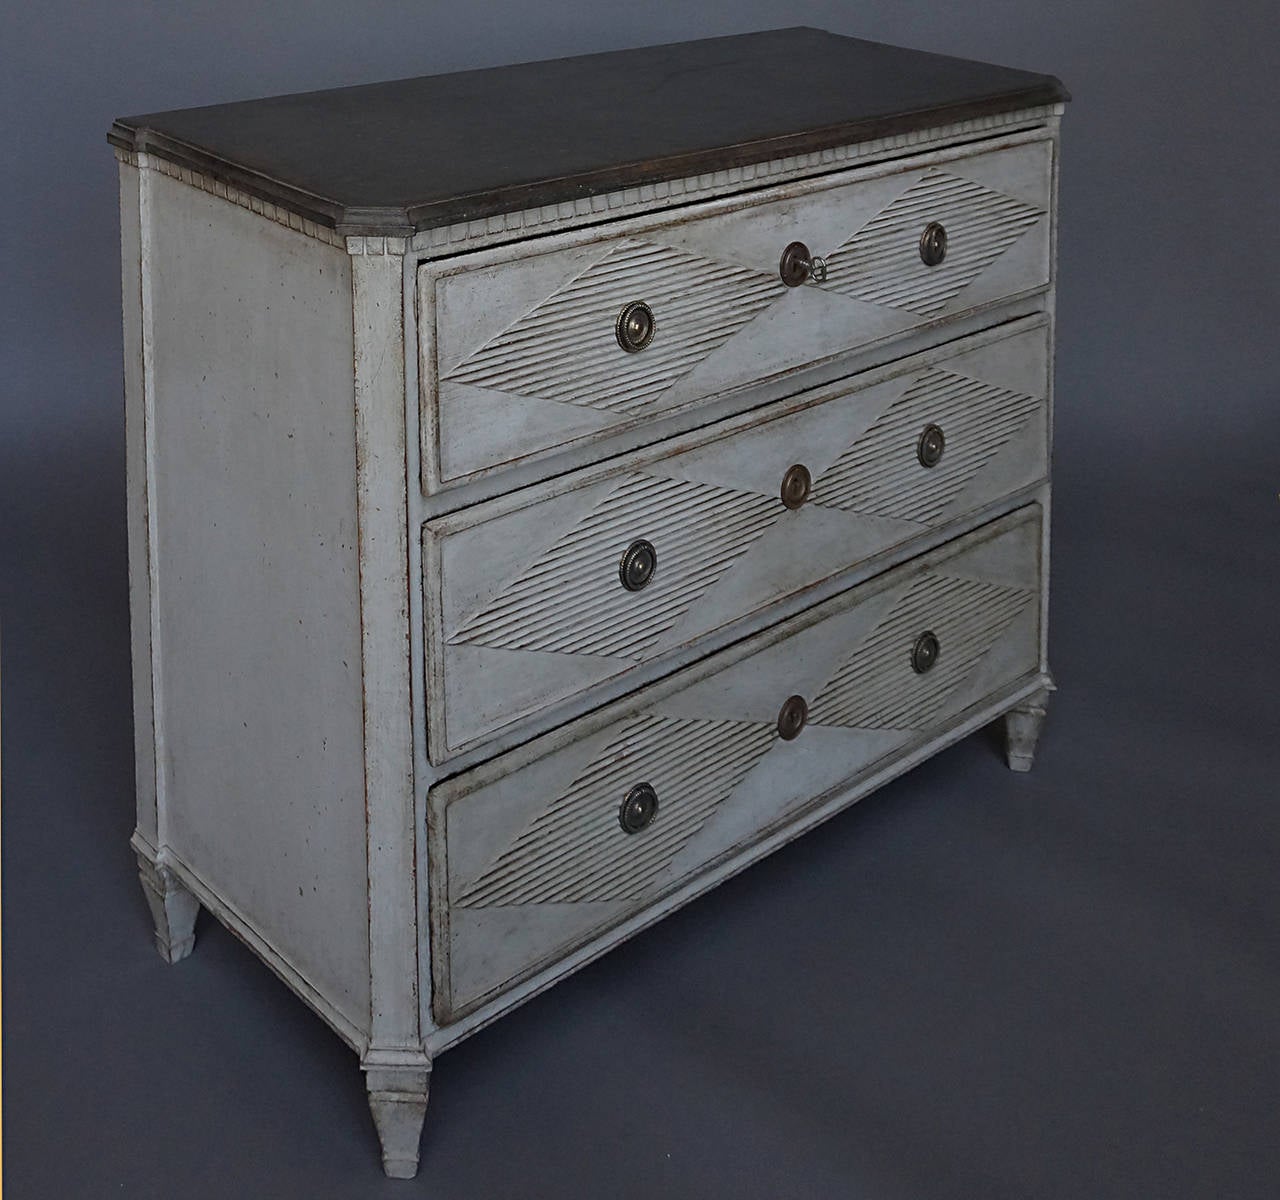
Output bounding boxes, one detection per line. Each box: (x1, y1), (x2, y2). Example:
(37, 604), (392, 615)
(4, 3), (1279, 1196)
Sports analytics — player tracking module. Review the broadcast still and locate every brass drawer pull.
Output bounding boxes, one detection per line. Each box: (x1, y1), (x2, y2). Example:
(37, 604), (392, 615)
(919, 222), (948, 267)
(911, 631), (941, 674)
(780, 463), (812, 510)
(776, 694), (809, 740)
(615, 300), (656, 352)
(619, 539), (657, 592)
(619, 782), (659, 833)
(917, 423), (946, 468)
(778, 240), (827, 287)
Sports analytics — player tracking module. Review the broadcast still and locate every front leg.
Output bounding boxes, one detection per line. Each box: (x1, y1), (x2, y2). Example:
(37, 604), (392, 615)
(364, 1051), (433, 1179)
(135, 845), (200, 963)
(1004, 687), (1051, 772)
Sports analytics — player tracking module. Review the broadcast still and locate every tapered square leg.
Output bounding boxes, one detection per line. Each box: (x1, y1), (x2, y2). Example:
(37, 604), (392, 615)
(136, 849), (200, 963)
(1004, 688), (1051, 772)
(364, 1056), (432, 1179)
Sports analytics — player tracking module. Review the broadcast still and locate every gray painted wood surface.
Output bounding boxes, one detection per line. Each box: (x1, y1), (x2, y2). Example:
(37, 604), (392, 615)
(432, 507), (1043, 1018)
(119, 79), (1061, 1178)
(425, 319), (1050, 758)
(126, 162), (372, 1037)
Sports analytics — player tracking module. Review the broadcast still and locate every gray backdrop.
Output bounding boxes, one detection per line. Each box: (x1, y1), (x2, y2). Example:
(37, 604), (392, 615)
(3, 2), (1277, 1196)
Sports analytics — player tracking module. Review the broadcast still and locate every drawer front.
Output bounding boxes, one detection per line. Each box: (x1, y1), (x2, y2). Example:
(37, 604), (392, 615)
(420, 135), (1053, 491)
(424, 319), (1048, 761)
(429, 506), (1043, 1019)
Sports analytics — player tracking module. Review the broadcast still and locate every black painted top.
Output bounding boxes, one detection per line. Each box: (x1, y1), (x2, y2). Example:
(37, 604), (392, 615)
(109, 28), (1067, 236)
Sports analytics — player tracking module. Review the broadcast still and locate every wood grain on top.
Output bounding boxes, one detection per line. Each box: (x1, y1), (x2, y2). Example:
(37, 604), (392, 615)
(108, 28), (1067, 235)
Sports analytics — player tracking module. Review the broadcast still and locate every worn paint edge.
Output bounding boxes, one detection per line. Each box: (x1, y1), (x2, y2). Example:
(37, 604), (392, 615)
(136, 154), (171, 850)
(1039, 116), (1063, 677)
(350, 248), (422, 1054)
(113, 147), (346, 248)
(119, 158), (159, 851)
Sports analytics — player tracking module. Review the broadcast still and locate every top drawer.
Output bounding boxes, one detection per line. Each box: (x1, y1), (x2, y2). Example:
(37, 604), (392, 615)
(418, 134), (1054, 494)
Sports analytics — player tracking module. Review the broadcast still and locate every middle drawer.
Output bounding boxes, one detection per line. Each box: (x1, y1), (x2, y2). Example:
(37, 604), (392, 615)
(423, 316), (1049, 762)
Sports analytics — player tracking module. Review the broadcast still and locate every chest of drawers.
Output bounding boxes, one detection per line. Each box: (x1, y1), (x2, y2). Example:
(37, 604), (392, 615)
(112, 28), (1067, 1178)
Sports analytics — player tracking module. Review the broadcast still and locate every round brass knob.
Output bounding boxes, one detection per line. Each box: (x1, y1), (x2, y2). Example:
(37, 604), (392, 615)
(780, 463), (812, 510)
(619, 539), (657, 592)
(619, 782), (659, 834)
(776, 694), (808, 741)
(911, 631), (941, 674)
(778, 241), (826, 287)
(917, 423), (946, 469)
(919, 222), (948, 267)
(615, 300), (655, 352)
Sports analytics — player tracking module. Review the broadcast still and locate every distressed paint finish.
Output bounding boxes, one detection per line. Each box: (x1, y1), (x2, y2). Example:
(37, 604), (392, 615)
(350, 239), (433, 1172)
(362, 1049), (432, 1179)
(123, 154), (375, 1037)
(351, 239), (419, 1048)
(145, 167), (371, 1029)
(118, 62), (1063, 1180)
(119, 157), (160, 850)
(1005, 685), (1053, 771)
(135, 844), (199, 963)
(424, 318), (1049, 759)
(420, 134), (1053, 492)
(430, 507), (1043, 1018)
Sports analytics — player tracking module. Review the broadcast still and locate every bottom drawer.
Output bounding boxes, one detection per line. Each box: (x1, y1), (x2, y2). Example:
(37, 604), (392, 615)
(429, 505), (1044, 1020)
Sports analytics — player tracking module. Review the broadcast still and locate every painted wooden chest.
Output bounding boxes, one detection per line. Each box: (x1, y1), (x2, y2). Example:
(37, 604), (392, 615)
(111, 28), (1067, 1176)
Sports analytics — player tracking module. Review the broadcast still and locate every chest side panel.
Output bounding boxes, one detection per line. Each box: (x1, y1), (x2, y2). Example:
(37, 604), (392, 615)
(145, 170), (372, 1034)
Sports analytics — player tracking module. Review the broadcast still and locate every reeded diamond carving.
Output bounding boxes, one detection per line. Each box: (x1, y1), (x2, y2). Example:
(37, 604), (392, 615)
(456, 713), (775, 906)
(449, 473), (779, 660)
(809, 367), (1042, 524)
(821, 170), (1044, 316)
(809, 571), (1035, 731)
(443, 239), (782, 414)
